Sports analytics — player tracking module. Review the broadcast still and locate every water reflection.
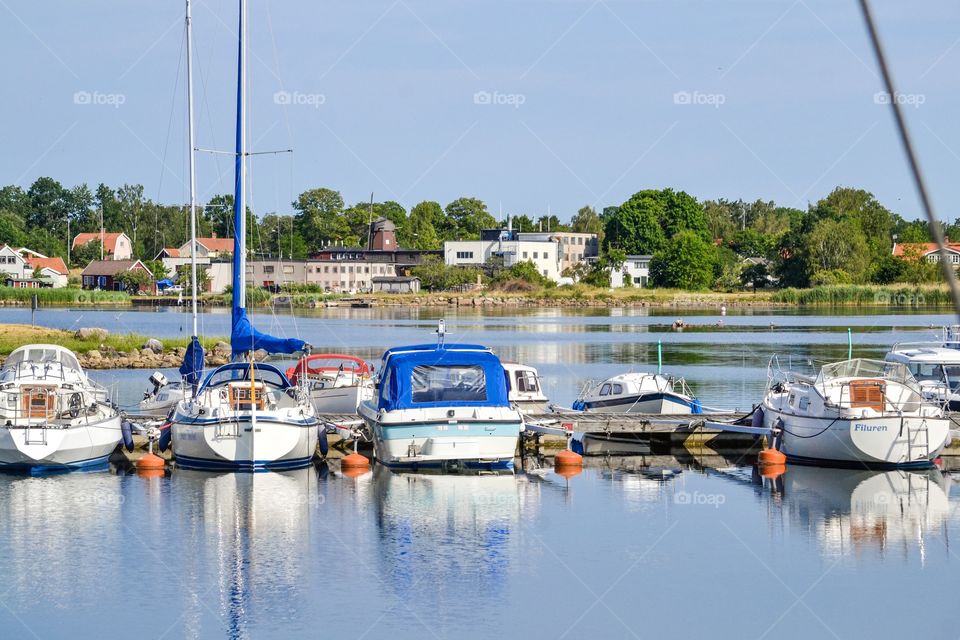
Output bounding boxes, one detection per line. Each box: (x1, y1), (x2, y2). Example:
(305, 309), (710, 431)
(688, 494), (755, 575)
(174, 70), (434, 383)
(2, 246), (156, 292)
(372, 466), (529, 613)
(783, 466), (952, 563)
(171, 469), (315, 639)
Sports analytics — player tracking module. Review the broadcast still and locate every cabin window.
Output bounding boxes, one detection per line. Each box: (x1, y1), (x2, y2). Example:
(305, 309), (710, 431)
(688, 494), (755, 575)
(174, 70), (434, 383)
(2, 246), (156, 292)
(612, 383), (623, 395)
(788, 393), (796, 407)
(798, 396), (809, 411)
(411, 365), (487, 403)
(515, 371), (539, 393)
(599, 383), (612, 397)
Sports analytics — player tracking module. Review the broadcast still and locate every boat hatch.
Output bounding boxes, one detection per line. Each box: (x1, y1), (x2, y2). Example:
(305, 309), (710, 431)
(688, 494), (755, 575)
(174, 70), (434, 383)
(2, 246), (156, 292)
(848, 379), (885, 412)
(21, 385), (56, 419)
(229, 382), (266, 411)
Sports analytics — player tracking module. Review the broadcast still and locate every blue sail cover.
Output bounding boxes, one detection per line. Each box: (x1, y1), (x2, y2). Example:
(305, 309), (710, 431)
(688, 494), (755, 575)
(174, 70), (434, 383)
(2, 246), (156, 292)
(377, 344), (510, 411)
(230, 307), (305, 357)
(179, 335), (205, 387)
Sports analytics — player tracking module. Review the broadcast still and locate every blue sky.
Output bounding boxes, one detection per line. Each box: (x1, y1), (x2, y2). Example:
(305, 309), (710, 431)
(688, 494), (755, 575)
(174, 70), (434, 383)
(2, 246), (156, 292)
(1, 0), (958, 223)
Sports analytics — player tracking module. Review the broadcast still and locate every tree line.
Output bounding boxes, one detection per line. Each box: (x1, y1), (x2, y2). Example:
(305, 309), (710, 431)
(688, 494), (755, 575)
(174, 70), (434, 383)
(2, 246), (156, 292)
(0, 177), (946, 290)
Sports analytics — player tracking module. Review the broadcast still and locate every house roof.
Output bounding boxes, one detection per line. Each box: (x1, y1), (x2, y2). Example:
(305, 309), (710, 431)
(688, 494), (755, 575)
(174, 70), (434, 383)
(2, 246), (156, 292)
(156, 247), (180, 258)
(372, 276), (419, 283)
(26, 256), (68, 275)
(0, 244), (23, 258)
(15, 248), (47, 258)
(80, 259), (148, 276)
(72, 232), (127, 254)
(892, 242), (960, 257)
(195, 237), (234, 253)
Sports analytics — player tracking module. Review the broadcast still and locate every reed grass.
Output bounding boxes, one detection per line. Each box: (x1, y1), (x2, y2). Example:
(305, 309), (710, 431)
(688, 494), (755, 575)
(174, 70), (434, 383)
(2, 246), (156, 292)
(0, 287), (129, 305)
(0, 325), (227, 356)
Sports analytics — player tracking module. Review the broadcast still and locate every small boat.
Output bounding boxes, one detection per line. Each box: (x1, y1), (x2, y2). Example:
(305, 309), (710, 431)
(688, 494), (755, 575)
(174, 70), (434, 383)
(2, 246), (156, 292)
(0, 344), (123, 471)
(573, 372), (701, 414)
(359, 337), (523, 469)
(139, 371), (187, 418)
(502, 362), (549, 413)
(761, 357), (950, 468)
(884, 330), (960, 411)
(286, 353), (374, 414)
(171, 362), (319, 471)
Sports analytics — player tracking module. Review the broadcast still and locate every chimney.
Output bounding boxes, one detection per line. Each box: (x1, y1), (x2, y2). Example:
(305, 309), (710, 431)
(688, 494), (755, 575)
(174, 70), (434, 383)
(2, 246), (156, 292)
(211, 232), (218, 239)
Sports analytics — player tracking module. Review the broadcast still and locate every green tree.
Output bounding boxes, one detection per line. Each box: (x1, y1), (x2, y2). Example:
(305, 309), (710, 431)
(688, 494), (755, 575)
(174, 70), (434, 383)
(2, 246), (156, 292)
(176, 263), (211, 294)
(72, 240), (102, 267)
(649, 231), (717, 290)
(116, 268), (152, 294)
(604, 188), (708, 254)
(804, 218), (869, 281)
(144, 260), (168, 281)
(293, 188), (347, 250)
(408, 201), (444, 249)
(570, 205), (604, 242)
(741, 262), (770, 290)
(443, 197), (496, 240)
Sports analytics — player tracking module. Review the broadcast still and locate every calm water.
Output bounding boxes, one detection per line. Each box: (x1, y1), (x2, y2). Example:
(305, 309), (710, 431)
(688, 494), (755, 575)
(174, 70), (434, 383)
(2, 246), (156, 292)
(0, 306), (959, 639)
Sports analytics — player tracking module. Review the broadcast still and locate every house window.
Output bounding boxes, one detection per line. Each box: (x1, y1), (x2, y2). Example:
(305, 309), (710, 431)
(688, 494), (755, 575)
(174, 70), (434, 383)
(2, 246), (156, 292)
(456, 251), (474, 260)
(264, 265), (274, 274)
(577, 237), (583, 245)
(283, 265), (294, 274)
(522, 252), (528, 259)
(364, 266), (370, 274)
(953, 255), (959, 264)
(533, 252), (538, 259)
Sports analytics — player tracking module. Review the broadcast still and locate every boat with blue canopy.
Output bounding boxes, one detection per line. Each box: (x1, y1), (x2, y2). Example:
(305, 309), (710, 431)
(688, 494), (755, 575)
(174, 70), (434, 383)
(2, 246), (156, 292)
(359, 327), (523, 468)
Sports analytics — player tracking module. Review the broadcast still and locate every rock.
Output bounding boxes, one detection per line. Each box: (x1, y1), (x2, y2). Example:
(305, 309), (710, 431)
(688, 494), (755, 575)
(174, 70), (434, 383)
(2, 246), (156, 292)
(143, 338), (163, 354)
(253, 349), (269, 362)
(213, 341), (231, 356)
(140, 348), (155, 358)
(75, 327), (108, 341)
(174, 347), (186, 357)
(85, 350), (102, 359)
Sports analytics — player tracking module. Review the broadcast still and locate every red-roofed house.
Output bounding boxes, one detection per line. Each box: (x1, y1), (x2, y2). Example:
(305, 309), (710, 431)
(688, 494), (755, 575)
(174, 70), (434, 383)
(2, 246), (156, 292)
(155, 247), (181, 259)
(72, 232), (133, 260)
(179, 234), (234, 259)
(892, 242), (960, 266)
(25, 256), (69, 288)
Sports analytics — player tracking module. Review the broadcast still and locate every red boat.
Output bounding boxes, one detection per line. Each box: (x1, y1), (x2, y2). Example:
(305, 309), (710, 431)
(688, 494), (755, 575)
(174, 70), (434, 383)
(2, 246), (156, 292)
(286, 354), (374, 414)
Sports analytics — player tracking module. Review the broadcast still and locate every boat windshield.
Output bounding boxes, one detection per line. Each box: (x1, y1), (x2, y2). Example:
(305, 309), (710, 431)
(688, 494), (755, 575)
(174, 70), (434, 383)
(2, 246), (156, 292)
(3, 346), (81, 372)
(818, 359), (917, 387)
(200, 363), (290, 392)
(411, 365), (487, 404)
(906, 363), (960, 391)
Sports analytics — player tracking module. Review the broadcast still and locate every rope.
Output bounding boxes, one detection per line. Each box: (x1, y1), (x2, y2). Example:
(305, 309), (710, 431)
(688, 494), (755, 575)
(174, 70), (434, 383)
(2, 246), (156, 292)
(776, 415), (841, 439)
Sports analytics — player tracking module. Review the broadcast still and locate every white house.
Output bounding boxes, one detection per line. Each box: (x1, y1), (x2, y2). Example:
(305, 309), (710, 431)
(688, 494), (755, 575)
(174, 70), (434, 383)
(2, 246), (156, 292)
(444, 230), (562, 282)
(610, 255), (652, 288)
(25, 256), (69, 288)
(517, 231), (599, 273)
(72, 232), (133, 260)
(0, 245), (29, 280)
(179, 236), (235, 259)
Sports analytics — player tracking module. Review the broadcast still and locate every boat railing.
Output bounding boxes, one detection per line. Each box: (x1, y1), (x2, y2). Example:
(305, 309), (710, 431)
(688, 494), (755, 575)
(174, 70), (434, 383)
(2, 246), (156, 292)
(825, 378), (943, 415)
(0, 386), (107, 428)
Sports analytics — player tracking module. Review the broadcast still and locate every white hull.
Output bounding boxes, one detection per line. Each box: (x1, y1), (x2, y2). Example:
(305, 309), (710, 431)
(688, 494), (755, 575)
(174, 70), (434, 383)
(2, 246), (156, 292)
(763, 404), (948, 467)
(359, 404), (521, 467)
(586, 394), (693, 415)
(307, 384), (371, 414)
(0, 416), (122, 470)
(171, 413), (318, 471)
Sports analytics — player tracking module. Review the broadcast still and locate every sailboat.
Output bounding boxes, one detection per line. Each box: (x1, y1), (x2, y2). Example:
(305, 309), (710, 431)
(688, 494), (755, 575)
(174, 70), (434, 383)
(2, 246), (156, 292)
(168, 0), (319, 471)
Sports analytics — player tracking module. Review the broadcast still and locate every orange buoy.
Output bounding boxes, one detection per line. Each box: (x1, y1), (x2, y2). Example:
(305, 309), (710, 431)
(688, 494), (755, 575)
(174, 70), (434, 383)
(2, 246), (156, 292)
(759, 463), (786, 480)
(758, 448), (787, 466)
(136, 452), (166, 470)
(136, 468), (166, 479)
(554, 449), (583, 469)
(341, 452), (370, 470)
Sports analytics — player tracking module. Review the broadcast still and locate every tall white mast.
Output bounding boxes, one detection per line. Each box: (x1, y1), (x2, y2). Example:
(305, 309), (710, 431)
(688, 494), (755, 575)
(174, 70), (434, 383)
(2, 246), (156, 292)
(186, 0), (199, 337)
(235, 0), (247, 309)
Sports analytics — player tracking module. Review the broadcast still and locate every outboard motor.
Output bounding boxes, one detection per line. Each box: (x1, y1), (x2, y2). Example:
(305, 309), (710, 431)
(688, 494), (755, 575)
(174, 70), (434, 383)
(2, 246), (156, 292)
(148, 371), (169, 394)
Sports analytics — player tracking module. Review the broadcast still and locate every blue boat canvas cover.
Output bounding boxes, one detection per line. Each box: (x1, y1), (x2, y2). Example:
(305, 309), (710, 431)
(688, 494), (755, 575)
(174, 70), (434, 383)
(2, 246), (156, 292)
(377, 344), (510, 411)
(230, 307), (306, 357)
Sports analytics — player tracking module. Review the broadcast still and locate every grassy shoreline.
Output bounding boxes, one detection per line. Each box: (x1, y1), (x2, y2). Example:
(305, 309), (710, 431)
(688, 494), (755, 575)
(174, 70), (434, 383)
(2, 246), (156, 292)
(0, 325), (226, 358)
(0, 283), (951, 309)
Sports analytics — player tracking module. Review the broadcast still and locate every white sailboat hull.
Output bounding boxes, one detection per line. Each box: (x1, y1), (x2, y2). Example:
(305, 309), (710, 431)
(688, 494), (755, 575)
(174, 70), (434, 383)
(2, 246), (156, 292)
(763, 405), (949, 467)
(307, 384), (372, 414)
(0, 416), (122, 471)
(171, 412), (318, 471)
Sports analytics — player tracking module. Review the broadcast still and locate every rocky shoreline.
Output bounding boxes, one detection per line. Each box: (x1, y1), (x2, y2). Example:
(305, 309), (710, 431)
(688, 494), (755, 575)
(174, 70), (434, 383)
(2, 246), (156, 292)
(77, 339), (236, 370)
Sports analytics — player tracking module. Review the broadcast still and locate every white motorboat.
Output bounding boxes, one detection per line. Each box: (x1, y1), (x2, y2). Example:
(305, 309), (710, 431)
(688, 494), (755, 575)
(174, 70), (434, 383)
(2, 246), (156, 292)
(573, 372), (701, 414)
(502, 362), (549, 413)
(761, 357), (949, 468)
(359, 340), (523, 469)
(171, 362), (318, 471)
(884, 331), (960, 411)
(286, 353), (373, 414)
(139, 371), (187, 418)
(0, 344), (123, 472)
